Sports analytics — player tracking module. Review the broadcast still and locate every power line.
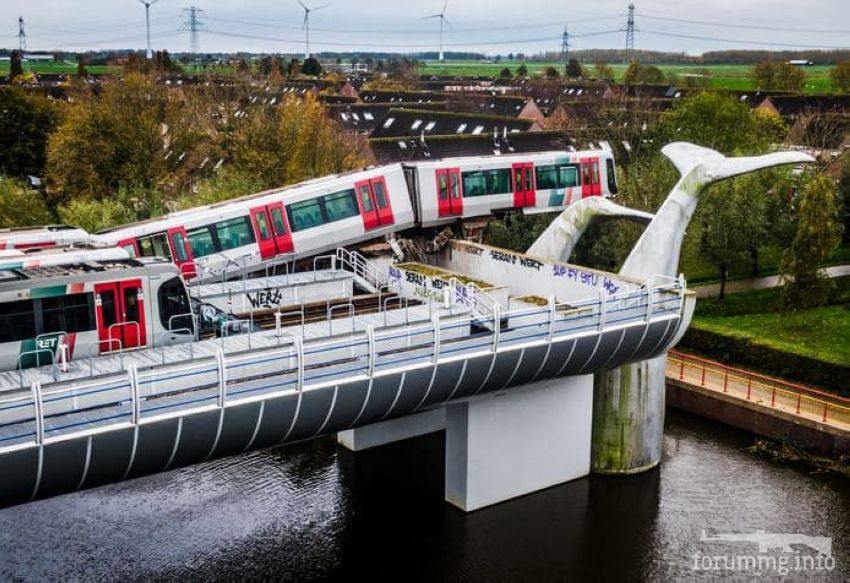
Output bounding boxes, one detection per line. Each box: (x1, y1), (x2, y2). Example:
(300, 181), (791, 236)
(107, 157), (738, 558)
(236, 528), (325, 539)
(637, 12), (850, 35)
(181, 6), (205, 53)
(640, 29), (850, 50)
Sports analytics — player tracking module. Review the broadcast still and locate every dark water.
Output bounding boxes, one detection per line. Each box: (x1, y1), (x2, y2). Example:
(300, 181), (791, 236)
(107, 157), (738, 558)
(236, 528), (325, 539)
(0, 409), (847, 582)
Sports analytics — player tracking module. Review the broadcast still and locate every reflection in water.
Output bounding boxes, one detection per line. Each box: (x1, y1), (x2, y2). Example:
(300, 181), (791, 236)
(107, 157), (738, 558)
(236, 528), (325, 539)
(0, 410), (847, 581)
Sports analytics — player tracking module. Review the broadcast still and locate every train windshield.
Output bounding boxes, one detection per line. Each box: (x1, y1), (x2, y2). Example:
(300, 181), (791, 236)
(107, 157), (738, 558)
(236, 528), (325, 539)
(606, 159), (618, 195)
(158, 277), (194, 335)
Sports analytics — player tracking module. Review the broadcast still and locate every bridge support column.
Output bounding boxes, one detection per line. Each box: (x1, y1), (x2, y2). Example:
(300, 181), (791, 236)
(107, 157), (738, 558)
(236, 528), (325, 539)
(337, 409), (446, 451)
(444, 375), (592, 512)
(591, 355), (666, 474)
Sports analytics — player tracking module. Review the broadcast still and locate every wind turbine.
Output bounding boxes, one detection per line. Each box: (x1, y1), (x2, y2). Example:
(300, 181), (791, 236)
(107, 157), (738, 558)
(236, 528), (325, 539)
(138, 0), (160, 60)
(297, 0), (328, 60)
(425, 0), (450, 63)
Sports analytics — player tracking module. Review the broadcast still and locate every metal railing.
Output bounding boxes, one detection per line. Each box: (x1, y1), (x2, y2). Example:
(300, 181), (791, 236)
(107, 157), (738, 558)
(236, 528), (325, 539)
(336, 247), (386, 290)
(667, 350), (850, 427)
(0, 280), (688, 452)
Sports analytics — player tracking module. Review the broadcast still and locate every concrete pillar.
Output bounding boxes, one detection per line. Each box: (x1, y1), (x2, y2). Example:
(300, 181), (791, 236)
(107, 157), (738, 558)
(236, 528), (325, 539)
(591, 355), (666, 474)
(445, 375), (593, 512)
(337, 408), (446, 452)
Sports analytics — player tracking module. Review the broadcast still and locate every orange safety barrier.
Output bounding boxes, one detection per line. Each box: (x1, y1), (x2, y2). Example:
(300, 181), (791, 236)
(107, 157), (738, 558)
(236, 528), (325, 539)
(667, 350), (850, 428)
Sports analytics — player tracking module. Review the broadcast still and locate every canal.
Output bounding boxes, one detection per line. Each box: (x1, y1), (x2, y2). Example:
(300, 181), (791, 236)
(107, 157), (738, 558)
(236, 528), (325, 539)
(0, 409), (846, 581)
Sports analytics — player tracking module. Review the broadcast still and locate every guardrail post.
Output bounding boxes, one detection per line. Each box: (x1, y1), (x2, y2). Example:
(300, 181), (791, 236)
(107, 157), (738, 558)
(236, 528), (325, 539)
(678, 273), (687, 317)
(31, 381), (44, 446)
(700, 365), (706, 387)
(548, 295), (556, 342)
(796, 394), (801, 414)
(679, 358), (685, 380)
(432, 313), (441, 364)
(366, 325), (376, 377)
(294, 336), (304, 391)
(746, 377), (752, 400)
(275, 311), (282, 337)
(597, 291), (606, 332)
(723, 372), (728, 393)
(216, 349), (227, 407)
(59, 343), (69, 373)
(128, 365), (140, 425)
(823, 402), (828, 423)
(646, 282), (654, 322)
(771, 387), (776, 407)
(492, 304), (501, 352)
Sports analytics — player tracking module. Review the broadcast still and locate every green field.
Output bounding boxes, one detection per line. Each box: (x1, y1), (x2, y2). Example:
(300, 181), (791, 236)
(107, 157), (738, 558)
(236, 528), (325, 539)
(0, 61), (113, 75)
(691, 278), (850, 367)
(420, 60), (837, 93)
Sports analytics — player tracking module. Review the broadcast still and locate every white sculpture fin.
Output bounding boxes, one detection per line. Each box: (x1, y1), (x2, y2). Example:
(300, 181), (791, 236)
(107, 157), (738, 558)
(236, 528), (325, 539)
(527, 197), (654, 264)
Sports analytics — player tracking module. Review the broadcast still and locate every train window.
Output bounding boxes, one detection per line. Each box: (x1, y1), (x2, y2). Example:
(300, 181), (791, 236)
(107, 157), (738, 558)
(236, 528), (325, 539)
(606, 159), (618, 194)
(536, 164), (580, 189)
(487, 169), (512, 194)
(462, 171), (487, 197)
(373, 182), (389, 208)
(123, 287), (140, 323)
(359, 186), (374, 212)
(0, 299), (35, 343)
(254, 212), (273, 241)
(158, 277), (193, 333)
(324, 190), (359, 222)
(559, 165), (580, 188)
(170, 232), (189, 262)
(62, 293), (95, 333)
(214, 217), (256, 251)
(450, 173), (461, 199)
(536, 166), (559, 190)
(138, 233), (172, 260)
(438, 174), (449, 200)
(187, 227), (216, 258)
(270, 208), (287, 235)
(100, 290), (117, 328)
(288, 199), (324, 232)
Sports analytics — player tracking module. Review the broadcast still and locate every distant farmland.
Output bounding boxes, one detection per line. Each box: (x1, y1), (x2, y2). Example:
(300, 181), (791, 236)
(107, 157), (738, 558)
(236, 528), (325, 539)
(0, 61), (112, 75)
(420, 60), (837, 93)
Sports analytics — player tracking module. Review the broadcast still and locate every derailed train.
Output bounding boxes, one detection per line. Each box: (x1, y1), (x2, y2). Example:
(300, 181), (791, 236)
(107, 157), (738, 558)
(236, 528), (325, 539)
(1, 149), (617, 281)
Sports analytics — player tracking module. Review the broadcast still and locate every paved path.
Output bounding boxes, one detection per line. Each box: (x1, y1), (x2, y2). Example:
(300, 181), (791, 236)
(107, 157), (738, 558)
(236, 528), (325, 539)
(693, 264), (850, 299)
(666, 350), (850, 432)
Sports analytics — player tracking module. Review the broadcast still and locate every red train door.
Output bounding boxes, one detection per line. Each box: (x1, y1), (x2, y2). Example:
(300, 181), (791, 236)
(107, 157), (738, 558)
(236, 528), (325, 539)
(94, 279), (147, 353)
(591, 158), (602, 196)
(250, 206), (278, 259)
(512, 162), (535, 207)
(436, 168), (462, 218)
(370, 177), (395, 226)
(580, 158), (593, 198)
(356, 179), (380, 230)
(166, 226), (196, 278)
(266, 202), (294, 253)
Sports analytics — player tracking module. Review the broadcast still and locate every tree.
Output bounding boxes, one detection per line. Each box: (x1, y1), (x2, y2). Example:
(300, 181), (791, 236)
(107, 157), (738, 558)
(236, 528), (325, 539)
(566, 59), (582, 78)
(9, 50), (23, 82)
(0, 178), (53, 227)
(621, 61), (664, 84)
(57, 197), (133, 233)
(236, 58), (251, 74)
(752, 61), (806, 91)
(594, 60), (614, 80)
(658, 92), (786, 155)
(499, 67), (512, 79)
(0, 87), (60, 178)
(287, 58), (301, 76)
(516, 64), (528, 77)
(836, 155), (850, 243)
(545, 66), (560, 78)
(781, 173), (843, 309)
(830, 61), (850, 92)
(77, 55), (88, 77)
(301, 57), (322, 76)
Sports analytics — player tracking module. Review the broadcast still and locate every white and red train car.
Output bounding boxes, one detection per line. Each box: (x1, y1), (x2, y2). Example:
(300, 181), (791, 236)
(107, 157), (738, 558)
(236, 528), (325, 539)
(0, 226), (91, 251)
(18, 149), (617, 280)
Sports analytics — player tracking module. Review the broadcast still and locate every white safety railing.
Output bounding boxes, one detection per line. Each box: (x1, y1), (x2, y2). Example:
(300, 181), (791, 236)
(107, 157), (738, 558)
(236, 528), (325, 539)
(336, 248), (386, 290)
(0, 278), (688, 453)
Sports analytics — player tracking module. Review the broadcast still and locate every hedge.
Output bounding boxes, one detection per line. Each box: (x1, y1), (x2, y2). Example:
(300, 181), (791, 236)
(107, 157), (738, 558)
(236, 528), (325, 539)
(678, 327), (850, 397)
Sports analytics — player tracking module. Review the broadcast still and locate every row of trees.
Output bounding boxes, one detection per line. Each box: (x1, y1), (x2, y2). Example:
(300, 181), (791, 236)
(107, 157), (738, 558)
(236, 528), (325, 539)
(0, 75), (371, 232)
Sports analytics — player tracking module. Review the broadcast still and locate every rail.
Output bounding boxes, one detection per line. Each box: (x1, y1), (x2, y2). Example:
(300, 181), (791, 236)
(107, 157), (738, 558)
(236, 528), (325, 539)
(0, 280), (688, 451)
(667, 350), (850, 427)
(336, 248), (386, 290)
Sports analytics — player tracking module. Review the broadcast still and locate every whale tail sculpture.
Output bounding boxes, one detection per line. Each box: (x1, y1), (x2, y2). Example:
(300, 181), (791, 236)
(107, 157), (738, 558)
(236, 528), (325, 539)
(620, 142), (815, 279)
(527, 142), (816, 475)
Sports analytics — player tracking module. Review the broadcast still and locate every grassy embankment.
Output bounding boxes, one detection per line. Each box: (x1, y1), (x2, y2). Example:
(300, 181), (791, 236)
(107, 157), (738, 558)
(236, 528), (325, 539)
(683, 277), (850, 393)
(420, 60), (838, 93)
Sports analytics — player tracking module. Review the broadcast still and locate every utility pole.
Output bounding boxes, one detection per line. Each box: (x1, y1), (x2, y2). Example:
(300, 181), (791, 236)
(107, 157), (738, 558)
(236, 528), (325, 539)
(560, 25), (570, 64)
(182, 6), (204, 53)
(17, 16), (26, 52)
(624, 3), (636, 62)
(138, 0), (160, 59)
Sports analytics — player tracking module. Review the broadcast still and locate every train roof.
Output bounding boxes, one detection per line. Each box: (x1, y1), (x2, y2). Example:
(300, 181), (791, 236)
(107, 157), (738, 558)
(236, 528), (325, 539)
(0, 225), (82, 235)
(0, 257), (178, 293)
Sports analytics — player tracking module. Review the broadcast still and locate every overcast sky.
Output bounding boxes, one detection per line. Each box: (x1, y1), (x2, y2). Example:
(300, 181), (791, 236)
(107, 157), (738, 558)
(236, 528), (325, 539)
(2, 0), (847, 56)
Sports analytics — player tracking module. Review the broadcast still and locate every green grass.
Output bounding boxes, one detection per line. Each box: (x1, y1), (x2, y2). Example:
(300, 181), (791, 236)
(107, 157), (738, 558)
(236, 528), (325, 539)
(0, 61), (113, 75)
(691, 277), (850, 366)
(420, 60), (838, 94)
